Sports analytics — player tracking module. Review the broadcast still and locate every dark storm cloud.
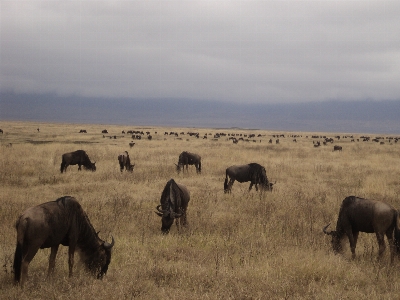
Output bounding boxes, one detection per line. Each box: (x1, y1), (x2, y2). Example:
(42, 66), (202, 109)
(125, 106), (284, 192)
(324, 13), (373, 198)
(1, 1), (399, 103)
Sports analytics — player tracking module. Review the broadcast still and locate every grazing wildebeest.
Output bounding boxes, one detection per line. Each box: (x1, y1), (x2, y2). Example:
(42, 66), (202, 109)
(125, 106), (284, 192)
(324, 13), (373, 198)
(13, 196), (114, 286)
(323, 196), (400, 262)
(0, 129), (3, 133)
(60, 150), (96, 173)
(102, 129), (108, 134)
(333, 145), (342, 151)
(118, 151), (134, 172)
(224, 163), (274, 193)
(175, 151), (201, 174)
(154, 179), (190, 234)
(79, 129), (87, 133)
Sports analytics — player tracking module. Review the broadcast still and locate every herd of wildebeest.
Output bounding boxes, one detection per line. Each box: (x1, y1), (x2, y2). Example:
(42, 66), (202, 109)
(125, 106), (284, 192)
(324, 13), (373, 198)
(2, 127), (400, 287)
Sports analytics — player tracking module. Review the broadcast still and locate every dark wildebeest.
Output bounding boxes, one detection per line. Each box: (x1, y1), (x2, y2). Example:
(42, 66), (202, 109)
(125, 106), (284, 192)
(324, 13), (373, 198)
(102, 129), (108, 134)
(154, 179), (190, 234)
(333, 145), (342, 151)
(13, 196), (114, 286)
(0, 129), (3, 133)
(60, 150), (96, 173)
(224, 163), (274, 193)
(175, 151), (201, 174)
(323, 196), (400, 263)
(118, 151), (134, 172)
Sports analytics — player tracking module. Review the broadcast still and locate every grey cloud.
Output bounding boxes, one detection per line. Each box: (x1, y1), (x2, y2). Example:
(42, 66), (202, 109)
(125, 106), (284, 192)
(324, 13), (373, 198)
(1, 1), (399, 103)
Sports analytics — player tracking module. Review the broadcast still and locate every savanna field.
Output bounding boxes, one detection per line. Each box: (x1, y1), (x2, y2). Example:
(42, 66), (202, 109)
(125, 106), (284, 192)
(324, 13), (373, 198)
(1, 121), (400, 299)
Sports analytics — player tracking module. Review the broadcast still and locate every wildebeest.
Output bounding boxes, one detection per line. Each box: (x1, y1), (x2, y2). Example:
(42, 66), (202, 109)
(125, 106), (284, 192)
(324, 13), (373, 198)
(102, 129), (108, 134)
(118, 151), (134, 172)
(175, 151), (201, 173)
(154, 179), (190, 234)
(0, 129), (3, 133)
(60, 150), (96, 173)
(13, 196), (114, 286)
(333, 145), (342, 151)
(224, 163), (274, 193)
(323, 196), (400, 262)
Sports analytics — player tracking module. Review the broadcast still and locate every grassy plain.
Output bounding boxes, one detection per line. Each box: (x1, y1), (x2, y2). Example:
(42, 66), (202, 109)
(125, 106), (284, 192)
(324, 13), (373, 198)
(0, 120), (400, 299)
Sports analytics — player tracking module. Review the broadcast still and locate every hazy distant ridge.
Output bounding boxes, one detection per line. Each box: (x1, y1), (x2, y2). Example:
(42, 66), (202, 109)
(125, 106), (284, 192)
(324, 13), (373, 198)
(1, 92), (399, 134)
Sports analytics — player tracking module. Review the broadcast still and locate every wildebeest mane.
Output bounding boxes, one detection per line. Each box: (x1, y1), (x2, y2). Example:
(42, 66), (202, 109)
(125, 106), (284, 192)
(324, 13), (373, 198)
(160, 179), (182, 211)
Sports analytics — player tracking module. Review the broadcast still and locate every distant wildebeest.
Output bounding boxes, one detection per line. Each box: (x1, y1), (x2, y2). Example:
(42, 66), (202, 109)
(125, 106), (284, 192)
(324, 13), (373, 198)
(323, 196), (400, 262)
(60, 150), (96, 173)
(118, 151), (134, 172)
(102, 129), (108, 134)
(333, 145), (342, 151)
(129, 142), (135, 148)
(13, 196), (114, 286)
(224, 163), (274, 193)
(155, 179), (190, 234)
(175, 151), (201, 174)
(0, 129), (3, 133)
(79, 129), (87, 133)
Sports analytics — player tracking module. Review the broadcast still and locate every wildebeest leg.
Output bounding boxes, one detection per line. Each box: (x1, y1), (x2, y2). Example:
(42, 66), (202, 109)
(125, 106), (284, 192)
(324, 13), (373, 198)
(228, 179), (235, 193)
(181, 210), (188, 227)
(376, 232), (386, 259)
(346, 231), (357, 259)
(48, 245), (59, 276)
(249, 182), (253, 191)
(21, 244), (40, 287)
(386, 231), (395, 263)
(175, 218), (181, 232)
(68, 246), (75, 277)
(78, 164), (82, 171)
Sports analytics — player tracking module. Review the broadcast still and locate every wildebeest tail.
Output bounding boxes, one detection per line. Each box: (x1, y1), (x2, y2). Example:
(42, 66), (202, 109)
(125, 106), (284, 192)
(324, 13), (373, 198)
(60, 158), (66, 173)
(13, 242), (22, 283)
(224, 173), (228, 192)
(198, 161), (202, 173)
(394, 210), (400, 254)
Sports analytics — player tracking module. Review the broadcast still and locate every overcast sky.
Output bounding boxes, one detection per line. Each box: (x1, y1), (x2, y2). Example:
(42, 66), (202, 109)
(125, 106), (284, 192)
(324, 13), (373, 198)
(1, 1), (399, 104)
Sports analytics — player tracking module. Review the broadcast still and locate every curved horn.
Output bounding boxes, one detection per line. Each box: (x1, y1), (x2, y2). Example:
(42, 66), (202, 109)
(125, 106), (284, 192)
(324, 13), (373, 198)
(156, 205), (167, 213)
(103, 236), (115, 250)
(171, 208), (183, 218)
(323, 223), (332, 235)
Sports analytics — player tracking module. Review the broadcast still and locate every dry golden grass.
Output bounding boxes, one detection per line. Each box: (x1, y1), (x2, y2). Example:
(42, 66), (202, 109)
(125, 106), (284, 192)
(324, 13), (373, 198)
(1, 120), (400, 299)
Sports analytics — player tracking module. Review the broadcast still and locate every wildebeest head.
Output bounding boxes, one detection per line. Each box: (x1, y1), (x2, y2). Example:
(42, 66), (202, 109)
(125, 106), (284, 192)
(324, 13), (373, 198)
(127, 163), (135, 172)
(155, 204), (183, 234)
(155, 179), (185, 234)
(84, 162), (96, 172)
(175, 163), (182, 173)
(323, 223), (344, 254)
(258, 167), (274, 191)
(83, 234), (115, 279)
